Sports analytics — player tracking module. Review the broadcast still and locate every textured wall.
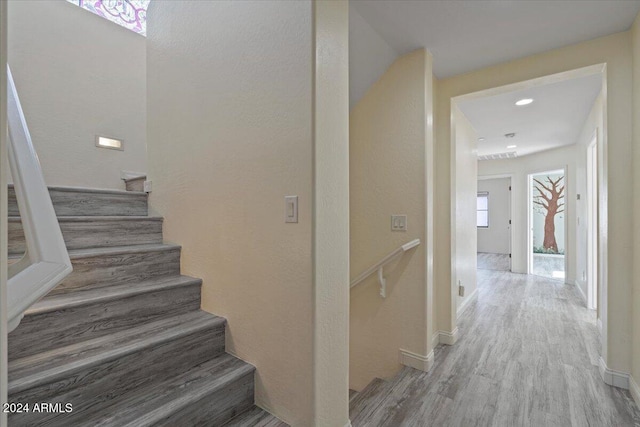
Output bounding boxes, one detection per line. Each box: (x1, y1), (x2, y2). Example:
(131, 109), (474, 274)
(8, 0), (146, 189)
(146, 1), (314, 423)
(451, 106), (478, 318)
(313, 1), (350, 425)
(350, 49), (434, 390)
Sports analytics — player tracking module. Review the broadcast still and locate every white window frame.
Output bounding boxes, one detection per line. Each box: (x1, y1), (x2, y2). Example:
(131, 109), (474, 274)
(477, 192), (489, 228)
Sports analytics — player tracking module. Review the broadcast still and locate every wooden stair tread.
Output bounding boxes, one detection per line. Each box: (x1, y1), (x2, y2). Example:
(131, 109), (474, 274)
(8, 311), (224, 394)
(81, 354), (255, 427)
(68, 242), (180, 258)
(349, 378), (391, 422)
(8, 243), (182, 261)
(26, 275), (202, 315)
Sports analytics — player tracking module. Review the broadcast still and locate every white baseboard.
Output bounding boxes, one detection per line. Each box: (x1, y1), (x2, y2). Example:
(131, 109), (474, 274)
(598, 357), (630, 389)
(432, 332), (439, 349)
(399, 348), (434, 372)
(437, 328), (459, 346)
(457, 288), (478, 317)
(630, 376), (640, 407)
(574, 280), (588, 305)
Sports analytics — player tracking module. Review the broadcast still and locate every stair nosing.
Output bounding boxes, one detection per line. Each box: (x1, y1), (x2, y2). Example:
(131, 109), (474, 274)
(8, 244), (181, 262)
(8, 216), (163, 222)
(118, 358), (255, 427)
(9, 184), (148, 197)
(26, 276), (202, 315)
(69, 243), (181, 258)
(8, 312), (225, 395)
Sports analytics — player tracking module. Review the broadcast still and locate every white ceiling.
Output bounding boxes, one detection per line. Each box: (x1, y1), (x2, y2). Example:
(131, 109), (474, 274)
(457, 73), (603, 158)
(350, 0), (640, 78)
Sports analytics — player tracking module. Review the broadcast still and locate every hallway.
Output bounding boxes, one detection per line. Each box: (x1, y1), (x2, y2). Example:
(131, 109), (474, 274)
(349, 270), (640, 426)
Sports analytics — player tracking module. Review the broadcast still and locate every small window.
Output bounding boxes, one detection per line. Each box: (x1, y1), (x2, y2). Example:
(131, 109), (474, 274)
(477, 192), (489, 228)
(67, 0), (150, 36)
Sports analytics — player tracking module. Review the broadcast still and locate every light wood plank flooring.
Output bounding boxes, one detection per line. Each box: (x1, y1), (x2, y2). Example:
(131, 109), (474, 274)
(350, 270), (640, 426)
(477, 252), (510, 272)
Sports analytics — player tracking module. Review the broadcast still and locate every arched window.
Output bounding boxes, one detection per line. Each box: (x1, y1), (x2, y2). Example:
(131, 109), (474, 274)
(67, 0), (150, 36)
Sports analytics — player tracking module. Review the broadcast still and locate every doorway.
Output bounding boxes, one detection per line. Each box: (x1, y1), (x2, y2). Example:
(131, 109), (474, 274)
(528, 169), (566, 280)
(477, 176), (512, 272)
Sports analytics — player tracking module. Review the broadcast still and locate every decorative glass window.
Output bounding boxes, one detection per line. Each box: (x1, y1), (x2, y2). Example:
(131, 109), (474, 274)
(477, 192), (489, 228)
(67, 0), (150, 36)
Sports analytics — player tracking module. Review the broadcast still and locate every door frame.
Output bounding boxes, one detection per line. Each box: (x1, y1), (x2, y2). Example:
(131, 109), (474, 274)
(587, 131), (598, 311)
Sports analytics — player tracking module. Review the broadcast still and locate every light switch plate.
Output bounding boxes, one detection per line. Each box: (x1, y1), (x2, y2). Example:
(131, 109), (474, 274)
(285, 196), (298, 223)
(391, 215), (407, 231)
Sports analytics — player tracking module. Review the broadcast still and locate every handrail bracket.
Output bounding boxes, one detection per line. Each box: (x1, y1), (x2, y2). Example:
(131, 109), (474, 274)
(378, 266), (386, 298)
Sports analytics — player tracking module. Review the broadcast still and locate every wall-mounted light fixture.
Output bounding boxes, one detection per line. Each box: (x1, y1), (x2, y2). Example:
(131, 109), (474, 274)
(96, 135), (124, 151)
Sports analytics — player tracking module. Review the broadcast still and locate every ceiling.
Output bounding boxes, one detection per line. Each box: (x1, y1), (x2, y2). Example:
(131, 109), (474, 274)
(457, 73), (603, 158)
(350, 0), (640, 78)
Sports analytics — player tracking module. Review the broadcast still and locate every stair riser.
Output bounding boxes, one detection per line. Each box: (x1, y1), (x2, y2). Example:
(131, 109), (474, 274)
(9, 325), (225, 427)
(9, 283), (202, 360)
(9, 186), (148, 217)
(158, 372), (254, 427)
(8, 219), (163, 255)
(52, 248), (181, 295)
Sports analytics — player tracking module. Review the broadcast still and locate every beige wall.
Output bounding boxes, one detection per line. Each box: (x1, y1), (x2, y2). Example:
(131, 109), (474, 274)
(313, 1), (350, 425)
(436, 31), (633, 374)
(478, 145), (578, 284)
(8, 0), (146, 190)
(574, 91), (605, 305)
(146, 1), (349, 425)
(451, 105), (478, 318)
(349, 49), (434, 390)
(631, 13), (640, 404)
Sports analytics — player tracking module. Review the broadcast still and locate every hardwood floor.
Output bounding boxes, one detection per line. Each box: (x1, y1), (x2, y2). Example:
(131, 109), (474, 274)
(477, 252), (510, 272)
(350, 270), (640, 426)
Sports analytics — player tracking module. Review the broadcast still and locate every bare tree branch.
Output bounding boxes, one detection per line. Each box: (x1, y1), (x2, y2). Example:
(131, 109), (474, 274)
(533, 178), (553, 194)
(535, 187), (550, 202)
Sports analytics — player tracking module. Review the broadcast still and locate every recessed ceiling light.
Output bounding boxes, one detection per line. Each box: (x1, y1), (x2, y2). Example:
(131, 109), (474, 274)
(515, 98), (534, 106)
(507, 144), (517, 149)
(478, 137), (485, 141)
(504, 132), (516, 138)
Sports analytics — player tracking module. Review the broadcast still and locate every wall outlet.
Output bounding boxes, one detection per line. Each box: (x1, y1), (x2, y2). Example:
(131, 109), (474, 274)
(458, 282), (465, 297)
(143, 180), (152, 193)
(391, 215), (407, 231)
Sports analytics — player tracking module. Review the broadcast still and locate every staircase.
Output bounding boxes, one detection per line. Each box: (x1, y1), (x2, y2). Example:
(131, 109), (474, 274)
(7, 185), (287, 427)
(348, 369), (421, 426)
